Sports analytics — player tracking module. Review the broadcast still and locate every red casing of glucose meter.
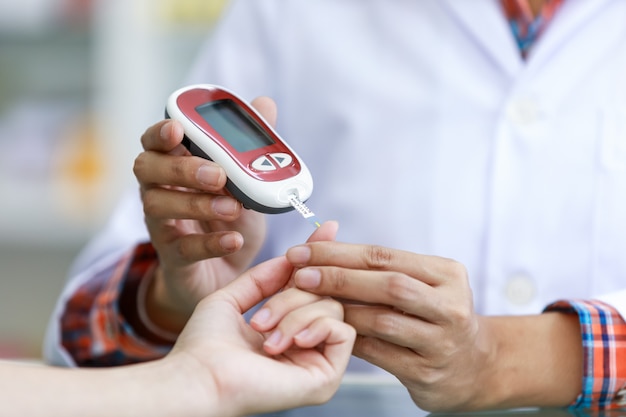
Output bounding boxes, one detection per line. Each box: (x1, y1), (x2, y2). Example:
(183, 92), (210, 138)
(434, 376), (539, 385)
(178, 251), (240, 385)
(165, 84), (314, 214)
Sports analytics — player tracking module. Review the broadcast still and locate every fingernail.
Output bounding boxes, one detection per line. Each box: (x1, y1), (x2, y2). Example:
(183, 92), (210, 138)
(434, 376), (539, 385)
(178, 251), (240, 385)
(219, 234), (242, 252)
(294, 328), (311, 343)
(196, 164), (221, 186)
(212, 196), (239, 215)
(295, 268), (321, 289)
(160, 122), (172, 140)
(264, 329), (282, 348)
(287, 245), (311, 265)
(251, 308), (271, 326)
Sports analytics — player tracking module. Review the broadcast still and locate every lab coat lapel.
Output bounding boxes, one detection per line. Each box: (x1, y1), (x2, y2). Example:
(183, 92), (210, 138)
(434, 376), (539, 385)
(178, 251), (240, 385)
(526, 0), (619, 71)
(440, 0), (522, 78)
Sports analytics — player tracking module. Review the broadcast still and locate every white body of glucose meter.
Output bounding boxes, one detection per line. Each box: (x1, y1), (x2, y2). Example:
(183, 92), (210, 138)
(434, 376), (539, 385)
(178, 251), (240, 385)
(165, 84), (313, 214)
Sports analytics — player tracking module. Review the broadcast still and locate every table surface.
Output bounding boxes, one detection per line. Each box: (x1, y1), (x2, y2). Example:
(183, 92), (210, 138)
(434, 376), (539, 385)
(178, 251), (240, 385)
(252, 375), (617, 417)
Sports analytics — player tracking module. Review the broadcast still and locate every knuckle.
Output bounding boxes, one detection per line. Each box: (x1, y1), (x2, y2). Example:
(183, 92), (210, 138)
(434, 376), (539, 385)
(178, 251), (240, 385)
(186, 193), (206, 216)
(445, 304), (472, 324)
(384, 273), (416, 303)
(133, 153), (148, 180)
(352, 335), (380, 360)
(363, 245), (393, 270)
(176, 237), (205, 263)
(170, 158), (188, 181)
(414, 364), (445, 388)
(370, 312), (403, 337)
(443, 257), (469, 282)
(139, 130), (150, 150)
(174, 240), (193, 263)
(327, 267), (350, 292)
(141, 189), (160, 217)
(435, 338), (458, 358)
(320, 298), (345, 319)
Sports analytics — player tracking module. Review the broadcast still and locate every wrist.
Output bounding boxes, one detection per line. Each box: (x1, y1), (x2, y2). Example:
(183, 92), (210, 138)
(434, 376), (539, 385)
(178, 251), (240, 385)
(476, 314), (582, 410)
(146, 352), (219, 417)
(136, 265), (180, 342)
(123, 356), (219, 417)
(143, 266), (193, 335)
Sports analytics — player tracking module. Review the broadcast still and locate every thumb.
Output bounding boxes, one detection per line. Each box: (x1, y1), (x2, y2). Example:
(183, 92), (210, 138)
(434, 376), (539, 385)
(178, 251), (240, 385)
(214, 255), (293, 314)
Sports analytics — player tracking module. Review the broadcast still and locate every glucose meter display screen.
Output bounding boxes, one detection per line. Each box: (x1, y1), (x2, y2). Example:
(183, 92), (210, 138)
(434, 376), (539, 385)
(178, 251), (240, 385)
(196, 100), (275, 153)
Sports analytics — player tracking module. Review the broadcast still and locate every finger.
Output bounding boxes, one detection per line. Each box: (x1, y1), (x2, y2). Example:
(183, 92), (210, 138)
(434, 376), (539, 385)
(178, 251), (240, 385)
(251, 96), (278, 127)
(140, 120), (187, 153)
(287, 241), (466, 287)
(262, 298), (344, 355)
(293, 266), (451, 318)
(305, 220), (339, 243)
(292, 316), (353, 349)
(157, 232), (245, 264)
(304, 318), (356, 375)
(249, 288), (322, 332)
(282, 221), (338, 290)
(343, 304), (442, 354)
(278, 318), (356, 405)
(209, 256), (294, 314)
(351, 334), (422, 382)
(142, 187), (241, 222)
(134, 151), (228, 192)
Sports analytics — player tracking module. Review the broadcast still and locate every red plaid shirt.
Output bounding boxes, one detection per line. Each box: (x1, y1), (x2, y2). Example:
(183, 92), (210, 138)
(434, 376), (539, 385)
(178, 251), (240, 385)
(501, 0), (564, 58)
(61, 243), (170, 366)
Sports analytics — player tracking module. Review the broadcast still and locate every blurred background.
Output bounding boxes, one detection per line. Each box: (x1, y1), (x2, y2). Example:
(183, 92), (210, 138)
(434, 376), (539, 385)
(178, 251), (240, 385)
(0, 0), (228, 358)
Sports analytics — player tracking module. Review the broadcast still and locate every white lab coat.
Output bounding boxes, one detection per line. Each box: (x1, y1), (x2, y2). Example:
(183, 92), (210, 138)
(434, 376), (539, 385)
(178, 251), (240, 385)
(44, 0), (626, 367)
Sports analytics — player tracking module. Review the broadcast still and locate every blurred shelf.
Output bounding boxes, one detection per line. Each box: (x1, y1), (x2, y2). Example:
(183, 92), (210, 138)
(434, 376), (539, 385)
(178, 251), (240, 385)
(0, 0), (226, 246)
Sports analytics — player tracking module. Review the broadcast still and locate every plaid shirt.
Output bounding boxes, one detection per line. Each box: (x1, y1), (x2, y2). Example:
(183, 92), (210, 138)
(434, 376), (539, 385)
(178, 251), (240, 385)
(501, 0), (564, 58)
(59, 0), (626, 410)
(545, 301), (626, 410)
(61, 243), (170, 366)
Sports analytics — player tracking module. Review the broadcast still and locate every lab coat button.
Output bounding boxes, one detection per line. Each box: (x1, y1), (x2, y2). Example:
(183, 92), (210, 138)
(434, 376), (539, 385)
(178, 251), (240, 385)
(505, 274), (536, 305)
(507, 99), (539, 126)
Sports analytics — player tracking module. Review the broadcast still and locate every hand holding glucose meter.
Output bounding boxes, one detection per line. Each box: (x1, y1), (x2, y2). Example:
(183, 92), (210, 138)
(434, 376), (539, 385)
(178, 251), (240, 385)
(165, 84), (316, 219)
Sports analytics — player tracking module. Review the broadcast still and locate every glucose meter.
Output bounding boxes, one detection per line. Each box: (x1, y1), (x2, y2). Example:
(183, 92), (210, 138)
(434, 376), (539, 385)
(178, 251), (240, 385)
(165, 84), (314, 215)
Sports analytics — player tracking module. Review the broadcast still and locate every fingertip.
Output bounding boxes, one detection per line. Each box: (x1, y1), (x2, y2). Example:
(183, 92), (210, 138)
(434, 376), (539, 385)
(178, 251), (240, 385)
(293, 328), (313, 346)
(160, 120), (184, 142)
(219, 233), (244, 253)
(251, 96), (278, 127)
(171, 120), (185, 140)
(323, 220), (339, 231)
(294, 268), (321, 289)
(263, 329), (284, 354)
(159, 121), (172, 140)
(286, 245), (311, 266)
(250, 307), (271, 329)
(307, 220), (339, 243)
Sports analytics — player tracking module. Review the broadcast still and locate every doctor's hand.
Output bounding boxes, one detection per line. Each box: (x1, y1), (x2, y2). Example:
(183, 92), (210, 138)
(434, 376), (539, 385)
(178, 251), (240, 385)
(286, 241), (583, 412)
(167, 252), (356, 417)
(131, 97), (276, 335)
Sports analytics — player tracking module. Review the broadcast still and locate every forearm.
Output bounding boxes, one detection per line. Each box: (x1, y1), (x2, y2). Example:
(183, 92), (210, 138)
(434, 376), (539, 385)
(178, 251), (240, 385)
(0, 359), (214, 417)
(477, 312), (582, 410)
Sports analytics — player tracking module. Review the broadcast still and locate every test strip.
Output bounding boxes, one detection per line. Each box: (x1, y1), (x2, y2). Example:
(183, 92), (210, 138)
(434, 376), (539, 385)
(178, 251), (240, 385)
(288, 194), (322, 228)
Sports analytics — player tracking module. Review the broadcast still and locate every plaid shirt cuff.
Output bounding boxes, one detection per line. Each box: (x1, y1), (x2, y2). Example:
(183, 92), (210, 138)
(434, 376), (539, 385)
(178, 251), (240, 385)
(60, 243), (171, 366)
(544, 299), (626, 410)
